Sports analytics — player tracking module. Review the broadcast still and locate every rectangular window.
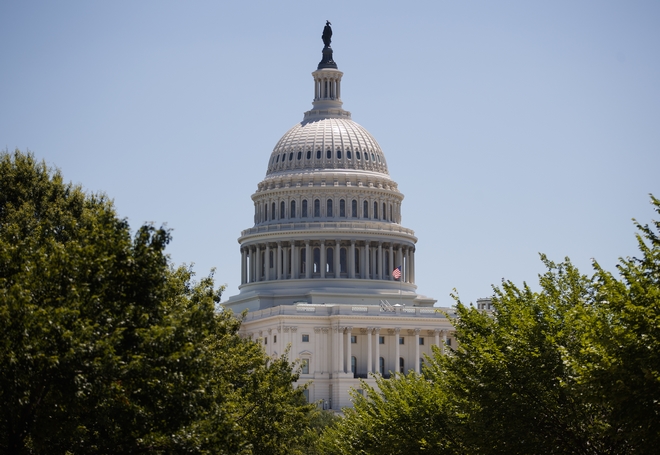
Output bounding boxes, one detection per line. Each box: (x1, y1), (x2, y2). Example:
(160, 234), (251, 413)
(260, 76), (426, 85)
(351, 335), (357, 344)
(399, 337), (404, 345)
(379, 336), (385, 344)
(302, 334), (310, 342)
(264, 337), (268, 345)
(419, 337), (424, 345)
(274, 335), (277, 343)
(301, 359), (309, 374)
(447, 338), (452, 347)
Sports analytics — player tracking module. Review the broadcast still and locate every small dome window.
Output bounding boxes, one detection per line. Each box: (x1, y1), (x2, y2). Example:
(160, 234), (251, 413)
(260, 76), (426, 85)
(337, 150), (342, 159)
(317, 150), (321, 159)
(371, 153), (376, 161)
(307, 150), (311, 159)
(377, 155), (381, 163)
(297, 151), (302, 160)
(365, 153), (369, 161)
(276, 155), (280, 163)
(289, 152), (294, 161)
(347, 151), (352, 159)
(356, 151), (361, 160)
(326, 150), (331, 159)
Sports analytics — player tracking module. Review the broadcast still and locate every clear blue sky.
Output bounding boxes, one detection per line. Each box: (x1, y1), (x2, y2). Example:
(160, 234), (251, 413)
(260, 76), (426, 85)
(2, 1), (659, 307)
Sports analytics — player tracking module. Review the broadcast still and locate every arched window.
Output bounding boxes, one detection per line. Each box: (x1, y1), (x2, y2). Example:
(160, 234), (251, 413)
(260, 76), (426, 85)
(282, 153), (286, 162)
(365, 152), (369, 161)
(313, 247), (320, 273)
(389, 203), (393, 221)
(276, 155), (280, 162)
(351, 356), (357, 375)
(264, 204), (268, 222)
(290, 200), (296, 218)
(280, 201), (285, 219)
(356, 151), (361, 160)
(399, 357), (405, 374)
(316, 150), (321, 159)
(347, 150), (352, 159)
(307, 150), (311, 159)
(383, 202), (387, 220)
(302, 200), (308, 218)
(271, 202), (276, 220)
(269, 250), (273, 270)
(326, 247), (334, 273)
(289, 152), (293, 161)
(326, 199), (333, 217)
(297, 151), (302, 160)
(340, 247), (347, 273)
(379, 357), (385, 375)
(339, 199), (346, 217)
(355, 247), (360, 274)
(352, 200), (358, 218)
(326, 150), (331, 159)
(363, 200), (369, 218)
(337, 150), (342, 159)
(314, 199), (320, 217)
(300, 248), (306, 274)
(374, 201), (378, 219)
(371, 153), (376, 161)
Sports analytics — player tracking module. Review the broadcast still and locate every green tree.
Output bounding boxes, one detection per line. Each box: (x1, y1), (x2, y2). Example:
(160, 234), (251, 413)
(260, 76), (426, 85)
(0, 150), (314, 454)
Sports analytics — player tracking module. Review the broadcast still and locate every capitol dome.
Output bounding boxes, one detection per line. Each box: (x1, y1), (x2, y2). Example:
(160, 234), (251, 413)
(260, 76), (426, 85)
(267, 117), (389, 176)
(224, 24), (435, 311)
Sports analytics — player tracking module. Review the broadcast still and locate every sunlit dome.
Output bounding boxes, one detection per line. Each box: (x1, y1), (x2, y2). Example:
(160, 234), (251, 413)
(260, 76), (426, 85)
(266, 117), (388, 175)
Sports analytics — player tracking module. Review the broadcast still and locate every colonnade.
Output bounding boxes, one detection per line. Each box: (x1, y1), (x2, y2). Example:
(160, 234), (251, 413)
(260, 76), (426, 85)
(240, 240), (416, 285)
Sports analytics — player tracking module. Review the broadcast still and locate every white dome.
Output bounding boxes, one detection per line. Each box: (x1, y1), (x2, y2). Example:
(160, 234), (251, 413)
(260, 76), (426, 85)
(266, 117), (389, 176)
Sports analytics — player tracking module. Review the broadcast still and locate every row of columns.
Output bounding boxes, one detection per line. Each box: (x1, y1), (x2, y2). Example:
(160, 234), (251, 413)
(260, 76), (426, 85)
(332, 326), (450, 375)
(315, 74), (341, 100)
(240, 241), (415, 284)
(254, 197), (402, 225)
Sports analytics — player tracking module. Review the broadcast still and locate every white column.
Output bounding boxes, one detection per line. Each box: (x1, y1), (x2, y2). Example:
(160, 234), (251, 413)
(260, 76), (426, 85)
(414, 328), (421, 373)
(291, 326), (298, 360)
(241, 248), (247, 284)
(305, 241), (312, 279)
(378, 242), (383, 279)
(394, 327), (401, 376)
(411, 248), (415, 284)
(255, 245), (261, 282)
(349, 240), (356, 278)
(322, 327), (330, 373)
(346, 327), (352, 375)
(442, 330), (448, 355)
(389, 244), (394, 281)
(292, 244), (299, 279)
(320, 240), (326, 278)
(434, 328), (441, 349)
(276, 242), (282, 280)
(265, 244), (271, 281)
(338, 326), (344, 373)
(314, 327), (321, 373)
(367, 327), (373, 375)
(374, 327), (381, 374)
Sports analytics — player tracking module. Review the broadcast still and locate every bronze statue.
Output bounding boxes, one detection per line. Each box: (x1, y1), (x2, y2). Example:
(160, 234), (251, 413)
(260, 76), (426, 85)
(322, 20), (332, 47)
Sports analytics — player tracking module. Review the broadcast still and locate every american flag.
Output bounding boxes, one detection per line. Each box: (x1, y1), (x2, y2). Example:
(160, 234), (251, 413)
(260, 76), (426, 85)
(392, 266), (402, 280)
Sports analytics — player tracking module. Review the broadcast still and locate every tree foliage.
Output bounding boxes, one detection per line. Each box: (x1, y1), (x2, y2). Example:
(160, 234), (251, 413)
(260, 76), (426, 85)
(320, 196), (660, 455)
(0, 150), (315, 454)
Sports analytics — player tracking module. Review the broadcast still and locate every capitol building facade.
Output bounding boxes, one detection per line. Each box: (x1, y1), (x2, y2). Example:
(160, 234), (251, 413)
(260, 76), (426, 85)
(224, 25), (484, 409)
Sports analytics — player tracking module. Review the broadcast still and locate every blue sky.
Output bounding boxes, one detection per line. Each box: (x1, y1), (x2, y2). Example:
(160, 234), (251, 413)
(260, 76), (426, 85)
(2, 1), (659, 306)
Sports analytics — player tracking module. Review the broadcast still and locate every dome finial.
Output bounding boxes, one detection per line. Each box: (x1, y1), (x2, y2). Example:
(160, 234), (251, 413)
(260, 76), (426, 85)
(318, 21), (337, 69)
